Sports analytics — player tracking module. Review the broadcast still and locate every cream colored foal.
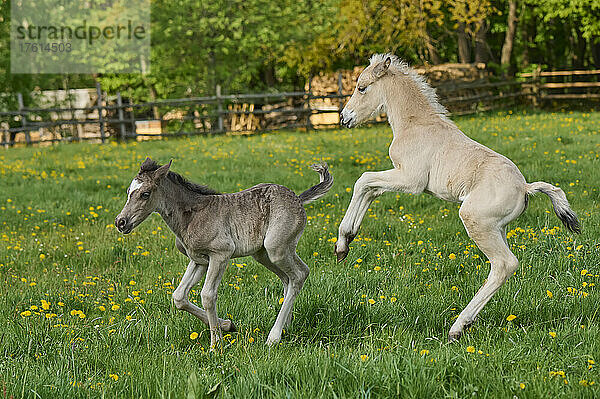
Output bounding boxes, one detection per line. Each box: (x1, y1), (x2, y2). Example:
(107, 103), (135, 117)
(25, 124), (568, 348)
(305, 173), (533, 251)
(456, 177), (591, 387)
(336, 54), (580, 342)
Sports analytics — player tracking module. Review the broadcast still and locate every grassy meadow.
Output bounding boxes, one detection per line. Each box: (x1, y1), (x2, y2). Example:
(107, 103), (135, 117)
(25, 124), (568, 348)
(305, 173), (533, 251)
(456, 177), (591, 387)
(1, 109), (599, 398)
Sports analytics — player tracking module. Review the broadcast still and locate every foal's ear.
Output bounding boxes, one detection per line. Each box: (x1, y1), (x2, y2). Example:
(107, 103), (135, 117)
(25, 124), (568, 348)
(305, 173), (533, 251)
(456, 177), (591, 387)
(374, 57), (391, 78)
(140, 157), (154, 171)
(154, 160), (172, 180)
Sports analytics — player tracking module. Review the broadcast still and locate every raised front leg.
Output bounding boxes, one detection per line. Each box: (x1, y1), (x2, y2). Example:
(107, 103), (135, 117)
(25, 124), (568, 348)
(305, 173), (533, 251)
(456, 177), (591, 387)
(201, 254), (231, 349)
(335, 168), (423, 261)
(172, 259), (236, 332)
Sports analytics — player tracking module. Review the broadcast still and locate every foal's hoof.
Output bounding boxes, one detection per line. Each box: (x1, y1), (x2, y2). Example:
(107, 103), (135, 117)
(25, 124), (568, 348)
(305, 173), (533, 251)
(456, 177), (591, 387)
(221, 319), (237, 332)
(447, 331), (462, 343)
(335, 247), (349, 263)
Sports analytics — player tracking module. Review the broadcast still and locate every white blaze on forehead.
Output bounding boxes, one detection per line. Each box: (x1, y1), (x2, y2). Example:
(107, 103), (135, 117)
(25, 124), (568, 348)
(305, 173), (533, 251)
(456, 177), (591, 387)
(127, 178), (143, 200)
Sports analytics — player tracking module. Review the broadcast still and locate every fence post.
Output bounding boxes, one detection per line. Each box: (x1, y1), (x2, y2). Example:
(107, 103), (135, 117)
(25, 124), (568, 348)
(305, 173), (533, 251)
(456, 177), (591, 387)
(306, 77), (313, 131)
(532, 66), (541, 108)
(96, 82), (106, 143)
(337, 71), (344, 122)
(216, 85), (224, 133)
(116, 92), (126, 140)
(17, 93), (31, 145)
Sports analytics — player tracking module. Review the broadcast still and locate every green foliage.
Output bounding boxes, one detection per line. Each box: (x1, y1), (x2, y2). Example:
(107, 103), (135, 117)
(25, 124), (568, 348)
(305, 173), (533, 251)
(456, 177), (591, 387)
(98, 0), (337, 101)
(1, 0), (600, 101)
(333, 0), (445, 63)
(542, 0), (600, 41)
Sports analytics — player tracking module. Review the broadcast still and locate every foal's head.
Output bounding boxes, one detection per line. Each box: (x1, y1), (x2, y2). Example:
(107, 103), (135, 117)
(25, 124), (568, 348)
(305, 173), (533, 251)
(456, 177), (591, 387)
(340, 55), (392, 128)
(115, 157), (171, 234)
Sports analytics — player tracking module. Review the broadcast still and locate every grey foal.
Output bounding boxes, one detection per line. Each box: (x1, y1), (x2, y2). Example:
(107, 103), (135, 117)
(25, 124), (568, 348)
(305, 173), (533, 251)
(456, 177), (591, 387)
(115, 158), (333, 348)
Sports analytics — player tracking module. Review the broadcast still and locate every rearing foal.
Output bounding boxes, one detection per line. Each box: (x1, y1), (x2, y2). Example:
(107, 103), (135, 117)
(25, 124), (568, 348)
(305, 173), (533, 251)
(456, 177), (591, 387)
(336, 54), (581, 342)
(116, 158), (333, 347)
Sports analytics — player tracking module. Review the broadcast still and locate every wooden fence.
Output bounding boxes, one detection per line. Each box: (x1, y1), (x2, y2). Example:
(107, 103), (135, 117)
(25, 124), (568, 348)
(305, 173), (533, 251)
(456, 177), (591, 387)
(1, 69), (599, 147)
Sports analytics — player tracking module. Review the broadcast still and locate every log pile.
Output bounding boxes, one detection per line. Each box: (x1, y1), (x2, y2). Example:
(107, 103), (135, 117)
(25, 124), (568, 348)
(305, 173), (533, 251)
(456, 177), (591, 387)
(306, 64), (488, 96)
(306, 63), (491, 124)
(259, 97), (307, 130)
(227, 103), (260, 132)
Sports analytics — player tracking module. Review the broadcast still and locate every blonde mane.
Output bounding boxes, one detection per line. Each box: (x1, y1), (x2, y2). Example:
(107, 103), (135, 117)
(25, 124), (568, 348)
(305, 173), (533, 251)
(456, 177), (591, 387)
(369, 53), (448, 117)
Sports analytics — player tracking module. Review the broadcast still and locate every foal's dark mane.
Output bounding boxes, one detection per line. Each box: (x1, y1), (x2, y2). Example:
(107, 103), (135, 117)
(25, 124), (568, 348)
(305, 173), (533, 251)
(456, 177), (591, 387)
(140, 159), (220, 195)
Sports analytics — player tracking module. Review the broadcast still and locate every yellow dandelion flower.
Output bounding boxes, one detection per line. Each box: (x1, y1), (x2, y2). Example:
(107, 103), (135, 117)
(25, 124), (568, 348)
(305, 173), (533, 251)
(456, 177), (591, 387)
(549, 331), (557, 338)
(109, 374), (118, 381)
(519, 383), (525, 389)
(20, 310), (32, 317)
(419, 349), (429, 356)
(449, 253), (456, 260)
(190, 332), (199, 340)
(39, 254), (46, 260)
(360, 354), (368, 361)
(368, 299), (375, 305)
(41, 300), (50, 310)
(466, 346), (475, 353)
(374, 266), (381, 271)
(129, 280), (136, 286)
(506, 314), (517, 321)
(111, 304), (120, 311)
(580, 269), (588, 276)
(279, 297), (285, 305)
(390, 297), (397, 303)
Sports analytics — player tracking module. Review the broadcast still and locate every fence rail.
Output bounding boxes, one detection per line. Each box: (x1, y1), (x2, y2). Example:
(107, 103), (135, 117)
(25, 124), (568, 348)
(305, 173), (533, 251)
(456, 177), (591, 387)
(1, 68), (599, 147)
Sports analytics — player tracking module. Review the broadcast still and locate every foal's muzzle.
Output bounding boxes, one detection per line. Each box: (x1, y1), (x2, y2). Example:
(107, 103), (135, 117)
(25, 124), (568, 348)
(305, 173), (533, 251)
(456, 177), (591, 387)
(115, 216), (133, 234)
(339, 109), (356, 128)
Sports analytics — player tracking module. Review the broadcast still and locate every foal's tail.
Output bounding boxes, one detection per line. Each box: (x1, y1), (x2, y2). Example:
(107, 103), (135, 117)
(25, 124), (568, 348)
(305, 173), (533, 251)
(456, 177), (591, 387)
(527, 181), (581, 233)
(298, 163), (333, 205)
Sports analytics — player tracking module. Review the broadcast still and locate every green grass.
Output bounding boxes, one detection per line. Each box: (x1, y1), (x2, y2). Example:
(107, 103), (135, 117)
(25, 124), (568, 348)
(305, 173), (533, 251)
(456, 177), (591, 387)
(1, 109), (599, 398)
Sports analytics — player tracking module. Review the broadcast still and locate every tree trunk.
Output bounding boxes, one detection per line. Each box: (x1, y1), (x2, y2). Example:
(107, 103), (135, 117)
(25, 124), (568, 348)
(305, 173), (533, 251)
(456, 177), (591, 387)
(149, 85), (160, 120)
(592, 42), (600, 69)
(263, 65), (276, 87)
(573, 26), (587, 69)
(457, 22), (471, 63)
(501, 0), (518, 69)
(426, 38), (441, 64)
(474, 21), (490, 64)
(520, 6), (534, 67)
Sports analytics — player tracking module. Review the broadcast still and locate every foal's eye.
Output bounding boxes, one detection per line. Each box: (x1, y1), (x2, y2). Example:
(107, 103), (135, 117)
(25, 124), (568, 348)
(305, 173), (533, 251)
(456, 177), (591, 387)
(358, 86), (367, 94)
(140, 192), (151, 200)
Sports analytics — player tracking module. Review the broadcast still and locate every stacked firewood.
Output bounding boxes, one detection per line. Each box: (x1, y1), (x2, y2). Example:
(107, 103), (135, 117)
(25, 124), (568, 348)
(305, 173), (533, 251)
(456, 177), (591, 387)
(307, 63), (491, 122)
(227, 103), (261, 132)
(307, 63), (488, 96)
